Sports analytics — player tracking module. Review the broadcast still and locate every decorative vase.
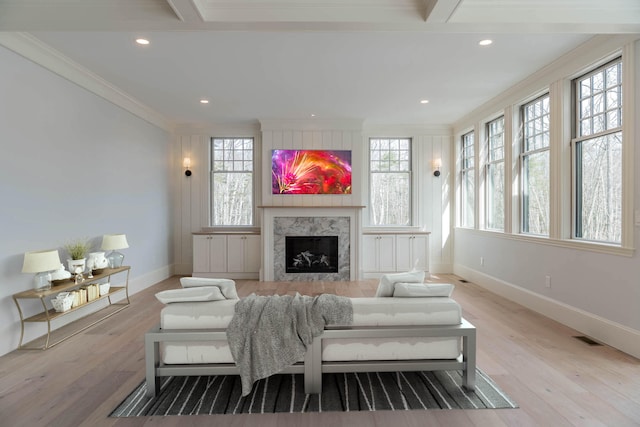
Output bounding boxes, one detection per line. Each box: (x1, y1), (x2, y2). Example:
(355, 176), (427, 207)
(67, 258), (86, 274)
(87, 252), (109, 270)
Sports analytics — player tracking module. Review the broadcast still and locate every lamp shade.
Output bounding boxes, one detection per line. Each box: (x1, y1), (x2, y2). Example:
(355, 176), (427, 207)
(22, 249), (61, 273)
(101, 234), (129, 251)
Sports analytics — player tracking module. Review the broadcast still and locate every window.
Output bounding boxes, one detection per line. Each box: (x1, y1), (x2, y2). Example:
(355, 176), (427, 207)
(211, 137), (254, 226)
(460, 131), (475, 228)
(573, 59), (622, 244)
(369, 138), (411, 226)
(521, 95), (550, 235)
(486, 117), (505, 230)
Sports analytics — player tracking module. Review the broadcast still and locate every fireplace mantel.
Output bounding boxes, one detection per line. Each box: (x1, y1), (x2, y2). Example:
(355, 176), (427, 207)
(260, 206), (362, 281)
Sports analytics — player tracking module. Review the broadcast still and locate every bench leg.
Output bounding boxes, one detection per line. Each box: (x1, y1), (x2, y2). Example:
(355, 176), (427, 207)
(304, 336), (322, 394)
(462, 331), (476, 391)
(144, 331), (161, 397)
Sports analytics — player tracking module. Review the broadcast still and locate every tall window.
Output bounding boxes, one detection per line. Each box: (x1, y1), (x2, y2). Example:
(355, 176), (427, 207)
(211, 137), (254, 226)
(369, 138), (411, 226)
(486, 117), (505, 230)
(573, 58), (622, 244)
(460, 131), (475, 228)
(521, 95), (550, 235)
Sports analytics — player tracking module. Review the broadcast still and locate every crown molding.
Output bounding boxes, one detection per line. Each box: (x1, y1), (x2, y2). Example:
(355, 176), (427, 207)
(0, 32), (172, 132)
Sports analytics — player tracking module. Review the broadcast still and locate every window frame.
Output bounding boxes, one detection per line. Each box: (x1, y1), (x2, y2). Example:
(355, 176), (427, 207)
(485, 116), (505, 231)
(210, 137), (255, 227)
(571, 57), (623, 245)
(520, 93), (551, 236)
(368, 137), (413, 227)
(460, 131), (475, 228)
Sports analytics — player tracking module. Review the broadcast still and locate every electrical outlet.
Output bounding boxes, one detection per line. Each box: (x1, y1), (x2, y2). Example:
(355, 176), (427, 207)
(545, 275), (551, 288)
(480, 257), (484, 266)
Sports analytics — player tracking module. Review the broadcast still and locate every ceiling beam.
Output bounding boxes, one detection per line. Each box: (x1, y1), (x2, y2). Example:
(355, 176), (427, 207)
(424, 0), (463, 23)
(166, 0), (205, 23)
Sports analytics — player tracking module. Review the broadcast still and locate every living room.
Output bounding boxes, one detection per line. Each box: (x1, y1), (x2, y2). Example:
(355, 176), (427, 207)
(1, 1), (639, 425)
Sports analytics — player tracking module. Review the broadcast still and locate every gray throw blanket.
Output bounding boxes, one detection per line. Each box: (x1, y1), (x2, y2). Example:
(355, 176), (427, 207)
(226, 293), (353, 396)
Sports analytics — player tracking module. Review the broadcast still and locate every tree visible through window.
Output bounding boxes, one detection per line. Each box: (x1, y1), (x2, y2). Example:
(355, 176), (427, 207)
(486, 117), (505, 230)
(574, 58), (622, 244)
(369, 138), (411, 226)
(521, 95), (550, 235)
(460, 131), (475, 228)
(211, 138), (253, 226)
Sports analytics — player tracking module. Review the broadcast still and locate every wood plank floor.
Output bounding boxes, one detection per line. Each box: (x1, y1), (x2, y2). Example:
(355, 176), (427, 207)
(1, 274), (639, 427)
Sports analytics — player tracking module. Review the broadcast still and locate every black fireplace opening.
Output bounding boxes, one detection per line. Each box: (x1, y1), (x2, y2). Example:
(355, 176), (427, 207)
(285, 236), (339, 273)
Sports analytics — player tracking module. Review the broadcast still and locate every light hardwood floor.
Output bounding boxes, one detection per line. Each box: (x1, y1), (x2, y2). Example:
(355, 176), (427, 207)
(1, 274), (639, 427)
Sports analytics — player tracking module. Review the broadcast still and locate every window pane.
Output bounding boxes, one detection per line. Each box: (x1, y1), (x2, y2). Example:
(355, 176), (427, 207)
(576, 133), (622, 243)
(487, 162), (504, 230)
(212, 172), (253, 226)
(211, 137), (254, 226)
(523, 151), (549, 235)
(486, 116), (504, 230)
(370, 173), (410, 226)
(462, 170), (475, 227)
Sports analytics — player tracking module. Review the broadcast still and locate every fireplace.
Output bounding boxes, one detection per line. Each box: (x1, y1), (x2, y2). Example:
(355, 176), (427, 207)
(285, 236), (339, 273)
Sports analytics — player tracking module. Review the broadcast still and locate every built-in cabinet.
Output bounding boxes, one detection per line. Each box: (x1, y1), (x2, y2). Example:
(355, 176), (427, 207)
(362, 231), (430, 278)
(193, 233), (260, 279)
(362, 234), (396, 273)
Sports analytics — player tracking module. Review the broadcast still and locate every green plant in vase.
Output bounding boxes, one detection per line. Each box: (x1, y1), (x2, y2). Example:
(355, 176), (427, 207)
(64, 238), (91, 274)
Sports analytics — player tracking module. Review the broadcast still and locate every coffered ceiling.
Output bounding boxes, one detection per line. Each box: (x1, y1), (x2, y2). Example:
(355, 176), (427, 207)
(1, 0), (639, 128)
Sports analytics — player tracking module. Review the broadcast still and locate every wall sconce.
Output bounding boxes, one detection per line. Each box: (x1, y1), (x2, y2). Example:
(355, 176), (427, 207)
(183, 157), (192, 177)
(432, 158), (442, 177)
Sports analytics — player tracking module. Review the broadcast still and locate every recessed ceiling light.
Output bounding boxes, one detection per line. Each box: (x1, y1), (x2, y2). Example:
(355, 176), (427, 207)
(479, 39), (493, 46)
(420, 99), (429, 104)
(311, 114), (316, 117)
(200, 99), (209, 104)
(135, 38), (150, 45)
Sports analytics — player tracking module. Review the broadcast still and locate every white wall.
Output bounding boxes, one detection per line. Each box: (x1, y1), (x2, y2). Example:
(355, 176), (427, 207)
(452, 36), (640, 358)
(172, 121), (453, 274)
(0, 45), (172, 356)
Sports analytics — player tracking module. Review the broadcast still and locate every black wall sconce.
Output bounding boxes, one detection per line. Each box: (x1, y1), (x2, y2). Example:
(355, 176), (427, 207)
(432, 158), (442, 177)
(183, 157), (192, 177)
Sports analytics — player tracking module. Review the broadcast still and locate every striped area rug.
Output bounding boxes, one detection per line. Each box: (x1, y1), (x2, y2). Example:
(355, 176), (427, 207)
(111, 369), (516, 416)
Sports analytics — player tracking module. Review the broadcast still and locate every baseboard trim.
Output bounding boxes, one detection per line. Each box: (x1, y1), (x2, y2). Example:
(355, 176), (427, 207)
(454, 264), (640, 359)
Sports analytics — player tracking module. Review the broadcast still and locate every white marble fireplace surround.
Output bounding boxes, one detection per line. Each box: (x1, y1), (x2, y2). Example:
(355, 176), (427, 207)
(261, 207), (363, 281)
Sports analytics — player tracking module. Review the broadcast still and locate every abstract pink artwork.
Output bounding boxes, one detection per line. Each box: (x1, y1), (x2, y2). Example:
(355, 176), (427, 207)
(271, 150), (352, 194)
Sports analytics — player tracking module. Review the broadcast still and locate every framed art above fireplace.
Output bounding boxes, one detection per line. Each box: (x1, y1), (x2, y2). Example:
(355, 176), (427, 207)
(271, 149), (352, 194)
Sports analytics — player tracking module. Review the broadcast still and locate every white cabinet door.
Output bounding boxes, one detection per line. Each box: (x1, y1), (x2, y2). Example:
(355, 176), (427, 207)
(208, 235), (227, 272)
(227, 235), (261, 273)
(377, 235), (396, 272)
(362, 235), (396, 272)
(192, 235), (211, 273)
(193, 235), (227, 273)
(396, 235), (429, 272)
(412, 235), (429, 272)
(395, 235), (413, 271)
(226, 235), (245, 273)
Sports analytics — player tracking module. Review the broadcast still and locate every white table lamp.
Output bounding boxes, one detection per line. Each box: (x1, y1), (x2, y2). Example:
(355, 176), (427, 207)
(22, 249), (62, 291)
(101, 234), (129, 268)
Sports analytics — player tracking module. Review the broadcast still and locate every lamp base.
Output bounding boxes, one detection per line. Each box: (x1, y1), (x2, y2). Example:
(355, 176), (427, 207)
(34, 272), (52, 291)
(107, 251), (124, 268)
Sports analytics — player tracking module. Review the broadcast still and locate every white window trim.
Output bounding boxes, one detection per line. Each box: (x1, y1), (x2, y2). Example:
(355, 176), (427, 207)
(454, 41), (635, 257)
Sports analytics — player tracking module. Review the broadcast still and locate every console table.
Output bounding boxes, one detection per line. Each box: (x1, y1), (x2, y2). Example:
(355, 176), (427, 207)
(12, 266), (131, 350)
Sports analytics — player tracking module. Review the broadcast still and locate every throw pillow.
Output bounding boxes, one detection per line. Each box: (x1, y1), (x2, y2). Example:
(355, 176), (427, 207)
(180, 277), (239, 300)
(375, 270), (426, 297)
(155, 286), (226, 304)
(392, 282), (454, 297)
